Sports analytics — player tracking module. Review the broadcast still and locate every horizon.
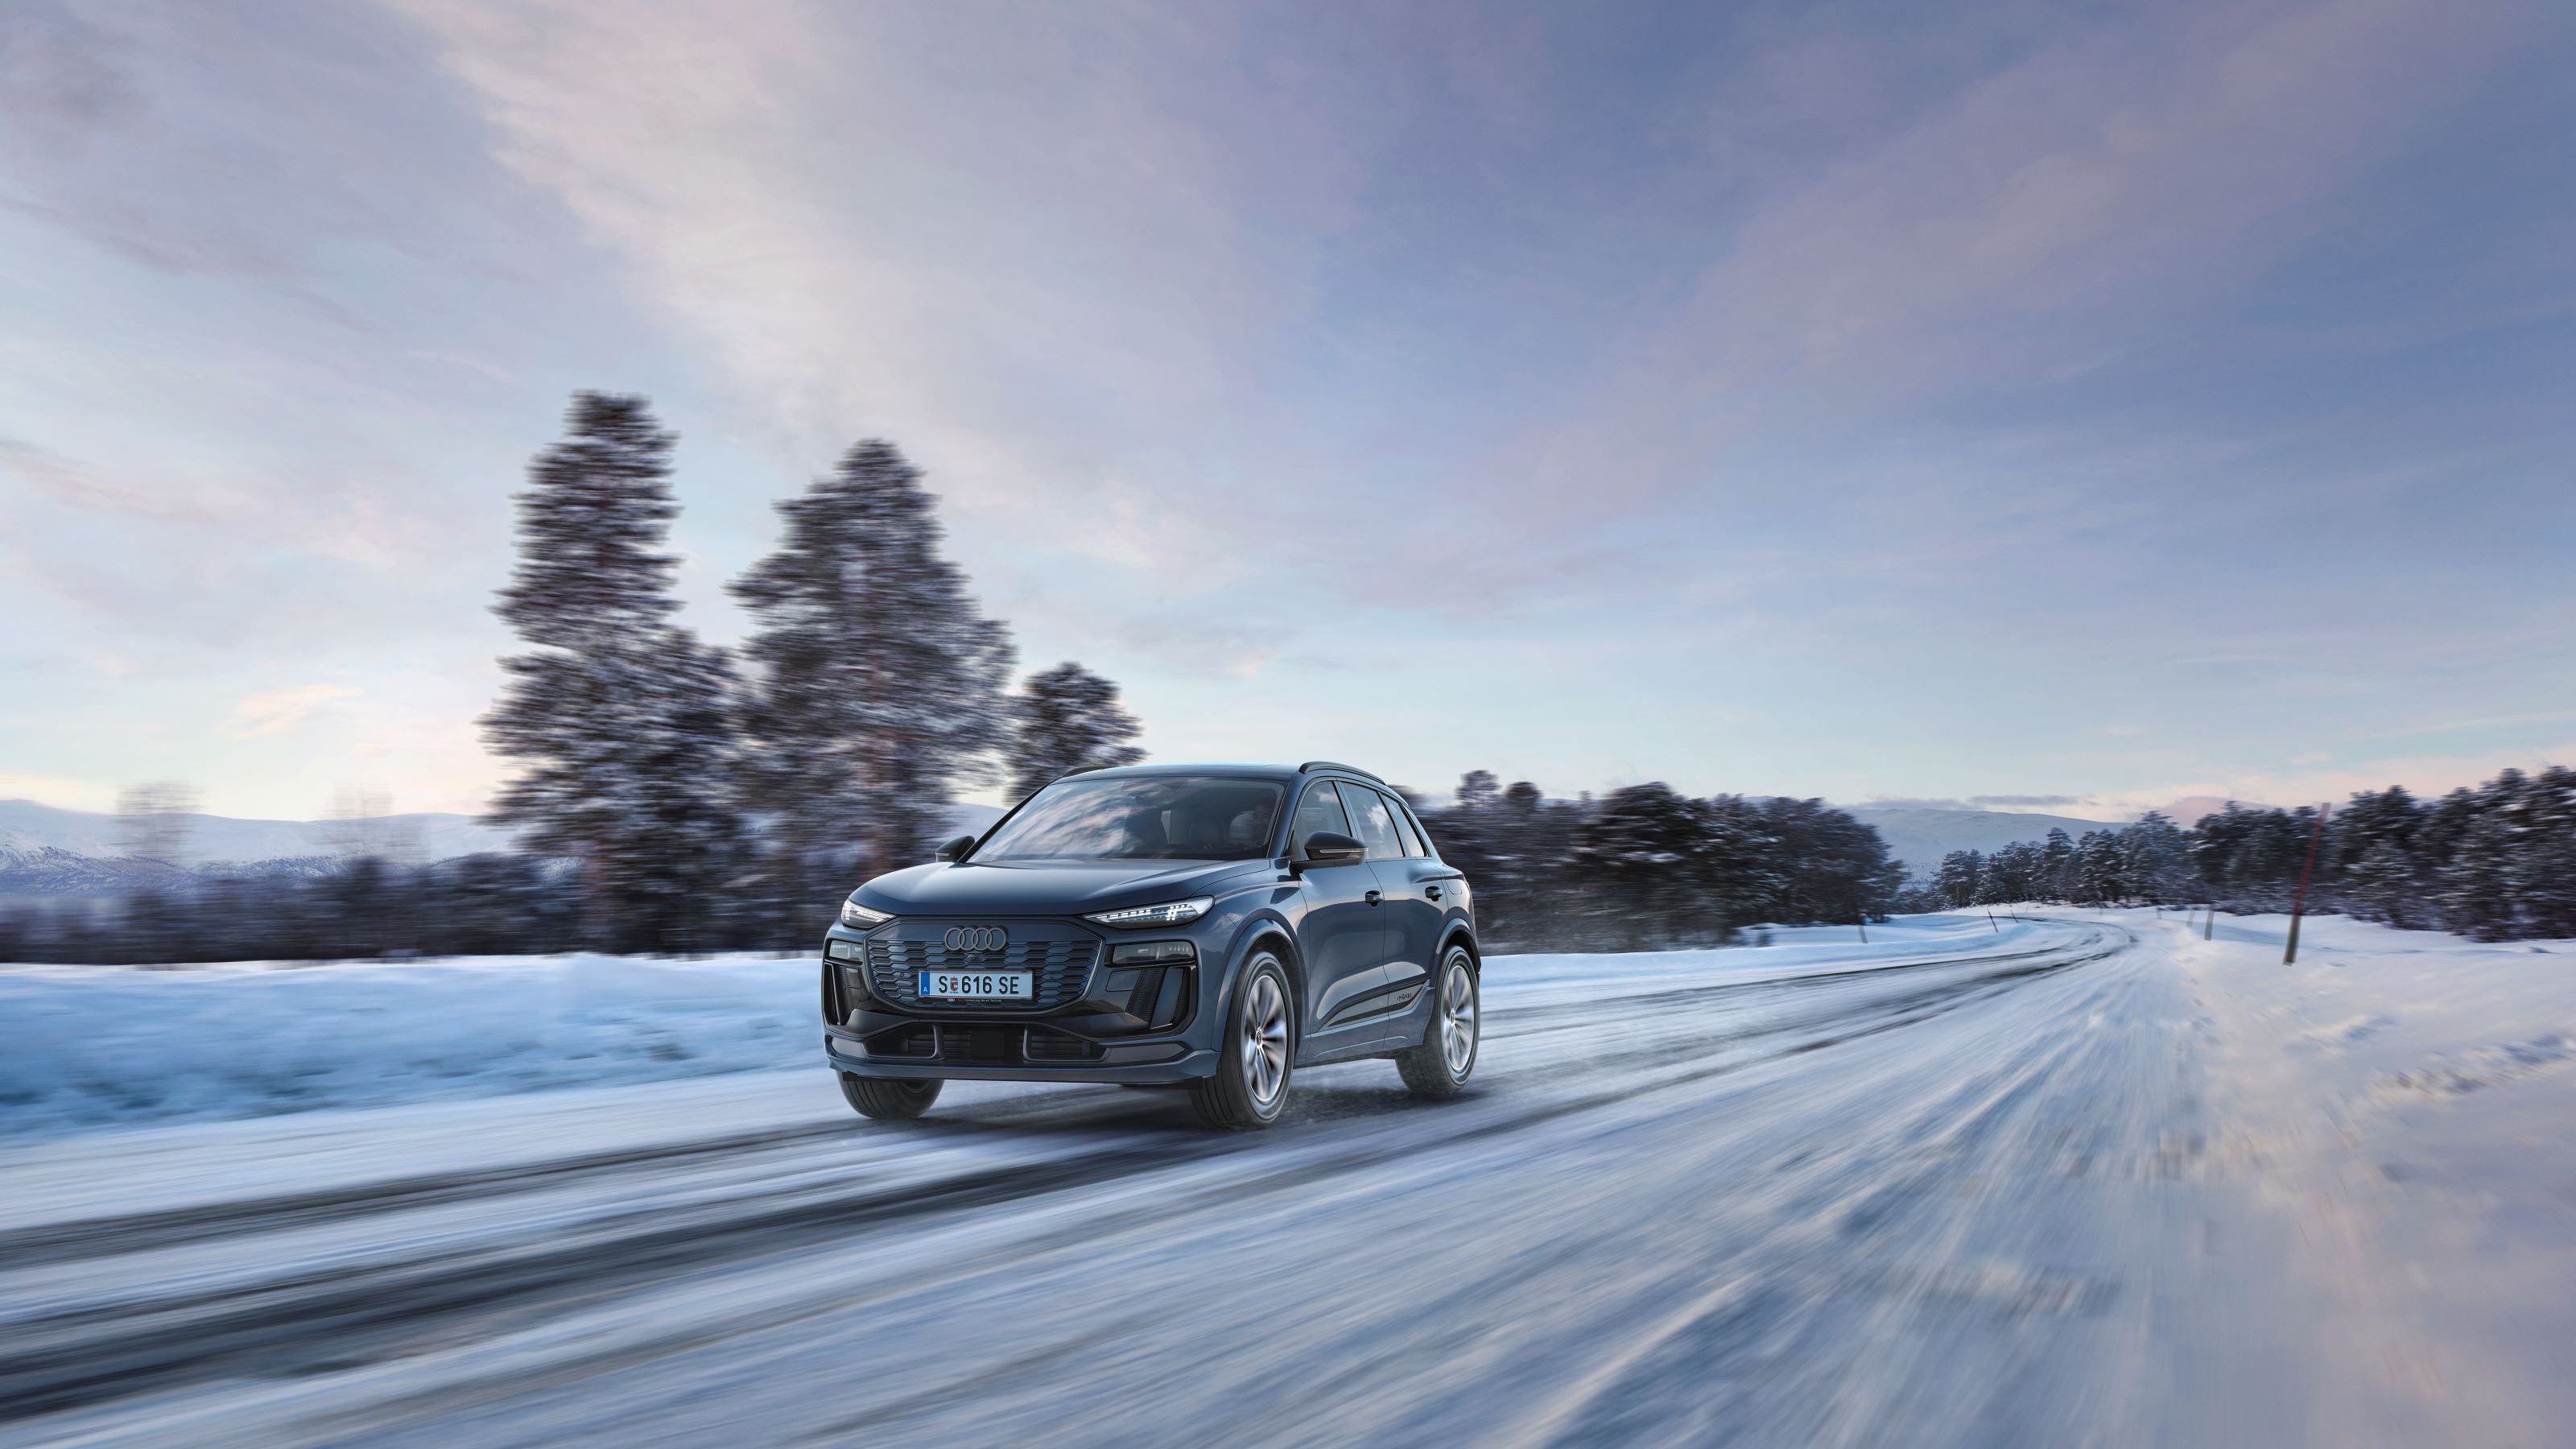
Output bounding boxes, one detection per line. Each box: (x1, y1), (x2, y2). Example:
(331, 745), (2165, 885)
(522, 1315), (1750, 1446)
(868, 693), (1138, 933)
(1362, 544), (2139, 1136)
(5, 1), (2572, 820)
(0, 788), (2275, 834)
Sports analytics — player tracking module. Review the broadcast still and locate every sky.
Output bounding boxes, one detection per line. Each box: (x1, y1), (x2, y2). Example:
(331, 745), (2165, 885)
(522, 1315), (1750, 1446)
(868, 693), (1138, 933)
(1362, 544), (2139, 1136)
(2, 0), (2571, 823)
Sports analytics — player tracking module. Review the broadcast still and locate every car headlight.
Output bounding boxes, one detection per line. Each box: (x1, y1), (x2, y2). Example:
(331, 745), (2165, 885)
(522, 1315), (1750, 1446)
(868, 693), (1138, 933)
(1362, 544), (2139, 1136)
(1084, 896), (1214, 929)
(840, 899), (892, 930)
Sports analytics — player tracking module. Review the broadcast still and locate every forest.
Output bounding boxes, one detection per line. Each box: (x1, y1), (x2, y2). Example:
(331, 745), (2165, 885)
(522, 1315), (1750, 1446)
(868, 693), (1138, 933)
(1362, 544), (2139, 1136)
(1907, 771), (2576, 943)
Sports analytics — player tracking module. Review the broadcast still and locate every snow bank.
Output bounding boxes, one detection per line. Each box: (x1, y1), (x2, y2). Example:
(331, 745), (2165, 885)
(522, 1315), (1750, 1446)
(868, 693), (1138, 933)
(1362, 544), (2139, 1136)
(0, 953), (819, 1140)
(0, 914), (2033, 1141)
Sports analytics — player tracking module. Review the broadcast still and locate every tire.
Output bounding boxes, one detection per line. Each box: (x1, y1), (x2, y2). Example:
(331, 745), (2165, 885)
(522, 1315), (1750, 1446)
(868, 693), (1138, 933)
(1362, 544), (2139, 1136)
(840, 1073), (942, 1121)
(1189, 952), (1294, 1129)
(1395, 947), (1479, 1096)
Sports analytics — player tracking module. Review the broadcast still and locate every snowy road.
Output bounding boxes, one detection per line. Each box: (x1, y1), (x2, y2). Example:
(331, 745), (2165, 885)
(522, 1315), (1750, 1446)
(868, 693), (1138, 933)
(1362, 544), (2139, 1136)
(4, 913), (2568, 1446)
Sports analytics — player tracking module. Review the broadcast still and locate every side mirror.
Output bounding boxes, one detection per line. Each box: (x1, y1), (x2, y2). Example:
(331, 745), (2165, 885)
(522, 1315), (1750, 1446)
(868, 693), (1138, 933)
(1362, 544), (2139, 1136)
(1294, 831), (1364, 873)
(934, 834), (976, 863)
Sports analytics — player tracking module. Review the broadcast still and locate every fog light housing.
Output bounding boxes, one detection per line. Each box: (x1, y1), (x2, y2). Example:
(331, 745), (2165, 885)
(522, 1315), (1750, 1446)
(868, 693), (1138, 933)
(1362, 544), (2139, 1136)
(826, 939), (863, 961)
(1112, 940), (1197, 967)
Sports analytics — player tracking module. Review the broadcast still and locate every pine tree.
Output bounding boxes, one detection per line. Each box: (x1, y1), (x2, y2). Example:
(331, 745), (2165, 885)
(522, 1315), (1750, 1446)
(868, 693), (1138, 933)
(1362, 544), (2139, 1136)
(482, 393), (743, 952)
(2075, 831), (2124, 903)
(2120, 811), (2194, 903)
(732, 440), (1016, 898)
(2344, 840), (2419, 928)
(1005, 663), (1146, 801)
(1455, 770), (1501, 812)
(1571, 784), (1770, 948)
(2039, 828), (2077, 902)
(1935, 849), (1984, 909)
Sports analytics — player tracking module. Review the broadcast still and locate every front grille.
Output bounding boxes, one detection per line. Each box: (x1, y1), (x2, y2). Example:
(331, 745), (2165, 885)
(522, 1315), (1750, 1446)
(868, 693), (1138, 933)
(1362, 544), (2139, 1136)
(865, 930), (1101, 1011)
(937, 1026), (1019, 1063)
(1025, 1027), (1105, 1063)
(865, 1024), (935, 1059)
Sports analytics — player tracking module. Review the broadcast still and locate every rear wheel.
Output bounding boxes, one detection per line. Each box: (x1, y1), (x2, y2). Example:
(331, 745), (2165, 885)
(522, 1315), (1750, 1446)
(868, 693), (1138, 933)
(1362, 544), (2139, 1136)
(840, 1073), (942, 1120)
(1395, 947), (1478, 1096)
(1190, 954), (1294, 1129)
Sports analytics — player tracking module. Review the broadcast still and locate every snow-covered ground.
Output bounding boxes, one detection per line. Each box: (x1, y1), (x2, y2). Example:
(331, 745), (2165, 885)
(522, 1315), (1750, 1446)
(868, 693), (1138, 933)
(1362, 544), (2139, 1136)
(0, 952), (823, 1138)
(2, 910), (2570, 1445)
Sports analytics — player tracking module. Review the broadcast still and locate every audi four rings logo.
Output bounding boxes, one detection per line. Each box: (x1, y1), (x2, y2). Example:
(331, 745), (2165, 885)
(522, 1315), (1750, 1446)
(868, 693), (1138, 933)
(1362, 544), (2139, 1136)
(943, 926), (1009, 953)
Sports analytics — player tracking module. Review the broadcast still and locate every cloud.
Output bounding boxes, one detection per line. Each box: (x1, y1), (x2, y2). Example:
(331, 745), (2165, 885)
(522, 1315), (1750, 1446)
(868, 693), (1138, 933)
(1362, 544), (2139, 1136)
(225, 683), (362, 737)
(0, 438), (211, 522)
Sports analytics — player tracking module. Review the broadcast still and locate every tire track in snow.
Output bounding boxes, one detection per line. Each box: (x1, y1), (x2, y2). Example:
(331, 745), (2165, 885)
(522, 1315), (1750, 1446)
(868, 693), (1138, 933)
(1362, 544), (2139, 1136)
(0, 924), (2128, 1426)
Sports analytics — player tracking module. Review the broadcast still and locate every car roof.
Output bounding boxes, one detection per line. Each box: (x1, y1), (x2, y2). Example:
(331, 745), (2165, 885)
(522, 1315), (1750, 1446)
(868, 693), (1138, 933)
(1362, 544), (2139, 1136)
(1069, 761), (1384, 786)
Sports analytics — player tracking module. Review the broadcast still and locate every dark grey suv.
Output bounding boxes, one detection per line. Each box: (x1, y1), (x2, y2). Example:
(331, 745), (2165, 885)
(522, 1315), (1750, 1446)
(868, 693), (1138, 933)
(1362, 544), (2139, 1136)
(819, 762), (1480, 1129)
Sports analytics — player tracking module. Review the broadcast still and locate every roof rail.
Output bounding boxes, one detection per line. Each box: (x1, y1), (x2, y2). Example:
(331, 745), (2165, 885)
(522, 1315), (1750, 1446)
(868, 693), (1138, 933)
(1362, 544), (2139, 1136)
(1298, 760), (1385, 783)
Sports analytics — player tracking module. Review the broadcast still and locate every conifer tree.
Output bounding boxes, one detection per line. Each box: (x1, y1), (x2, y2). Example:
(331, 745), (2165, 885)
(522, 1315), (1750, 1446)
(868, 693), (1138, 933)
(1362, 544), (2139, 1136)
(482, 393), (742, 951)
(732, 440), (1015, 894)
(2039, 828), (2078, 901)
(1005, 662), (1146, 801)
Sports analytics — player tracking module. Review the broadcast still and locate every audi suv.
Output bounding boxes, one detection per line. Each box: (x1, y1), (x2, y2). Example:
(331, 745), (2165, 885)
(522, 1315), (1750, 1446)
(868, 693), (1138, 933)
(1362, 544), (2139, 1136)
(819, 762), (1480, 1129)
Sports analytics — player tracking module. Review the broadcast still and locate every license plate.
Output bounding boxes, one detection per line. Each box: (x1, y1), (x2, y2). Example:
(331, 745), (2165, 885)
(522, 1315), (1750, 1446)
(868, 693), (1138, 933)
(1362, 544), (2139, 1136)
(919, 970), (1034, 1001)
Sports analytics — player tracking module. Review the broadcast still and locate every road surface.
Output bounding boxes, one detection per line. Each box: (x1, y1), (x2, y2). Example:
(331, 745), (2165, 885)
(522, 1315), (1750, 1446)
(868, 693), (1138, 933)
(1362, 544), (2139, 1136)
(0, 914), (2544, 1445)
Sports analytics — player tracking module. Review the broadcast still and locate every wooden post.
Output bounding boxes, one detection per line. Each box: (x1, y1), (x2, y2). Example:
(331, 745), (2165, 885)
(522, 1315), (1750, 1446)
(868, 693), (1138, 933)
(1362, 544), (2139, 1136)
(2282, 804), (2330, 964)
(2204, 904), (2214, 941)
(1857, 911), (1868, 945)
(1987, 908), (2000, 933)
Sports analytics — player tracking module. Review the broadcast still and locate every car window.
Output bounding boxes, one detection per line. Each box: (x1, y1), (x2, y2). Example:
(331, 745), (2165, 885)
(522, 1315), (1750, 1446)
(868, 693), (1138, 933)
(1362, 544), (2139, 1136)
(976, 775), (1286, 861)
(1342, 786), (1405, 861)
(1385, 793), (1428, 857)
(1290, 782), (1352, 856)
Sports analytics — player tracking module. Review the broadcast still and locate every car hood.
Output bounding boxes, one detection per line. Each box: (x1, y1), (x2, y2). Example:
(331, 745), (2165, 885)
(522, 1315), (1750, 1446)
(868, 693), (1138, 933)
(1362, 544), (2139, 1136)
(853, 858), (1273, 917)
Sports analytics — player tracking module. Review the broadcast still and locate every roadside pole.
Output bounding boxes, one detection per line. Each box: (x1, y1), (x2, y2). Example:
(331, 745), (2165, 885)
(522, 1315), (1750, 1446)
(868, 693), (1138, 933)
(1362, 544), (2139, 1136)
(2282, 804), (2330, 965)
(2204, 904), (2214, 941)
(1987, 908), (2000, 934)
(1857, 912), (1868, 945)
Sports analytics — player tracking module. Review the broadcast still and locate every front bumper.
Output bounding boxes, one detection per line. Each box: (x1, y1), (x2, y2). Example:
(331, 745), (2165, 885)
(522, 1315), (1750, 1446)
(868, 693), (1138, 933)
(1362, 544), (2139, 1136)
(819, 912), (1228, 1083)
(825, 1029), (1220, 1084)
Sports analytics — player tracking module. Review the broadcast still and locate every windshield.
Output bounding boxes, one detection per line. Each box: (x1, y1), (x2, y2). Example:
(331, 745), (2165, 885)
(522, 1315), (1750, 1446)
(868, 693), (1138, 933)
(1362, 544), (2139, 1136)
(974, 776), (1286, 862)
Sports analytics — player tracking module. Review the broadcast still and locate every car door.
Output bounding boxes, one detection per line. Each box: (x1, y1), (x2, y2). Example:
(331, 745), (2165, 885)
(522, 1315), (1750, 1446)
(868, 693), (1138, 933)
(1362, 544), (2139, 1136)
(1366, 789), (1454, 1011)
(1340, 786), (1434, 1012)
(1285, 781), (1392, 1042)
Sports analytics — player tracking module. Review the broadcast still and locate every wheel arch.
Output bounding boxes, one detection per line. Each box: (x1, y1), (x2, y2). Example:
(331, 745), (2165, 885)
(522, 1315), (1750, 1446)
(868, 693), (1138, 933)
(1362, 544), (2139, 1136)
(1437, 921), (1480, 976)
(1224, 915), (1304, 1047)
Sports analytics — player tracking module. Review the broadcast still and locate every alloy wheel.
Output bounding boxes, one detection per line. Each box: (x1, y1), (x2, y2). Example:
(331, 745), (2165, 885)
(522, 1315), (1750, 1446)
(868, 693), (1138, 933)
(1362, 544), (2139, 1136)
(1242, 971), (1290, 1107)
(1439, 956), (1478, 1075)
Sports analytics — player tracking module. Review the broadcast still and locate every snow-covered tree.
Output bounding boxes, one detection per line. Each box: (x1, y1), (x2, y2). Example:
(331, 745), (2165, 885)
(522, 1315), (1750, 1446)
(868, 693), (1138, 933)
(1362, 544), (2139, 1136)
(2038, 828), (2077, 901)
(2074, 830), (2125, 903)
(1934, 849), (1984, 908)
(1005, 662), (1146, 802)
(2119, 811), (2195, 903)
(731, 440), (1016, 893)
(482, 394), (745, 951)
(1570, 783), (1775, 947)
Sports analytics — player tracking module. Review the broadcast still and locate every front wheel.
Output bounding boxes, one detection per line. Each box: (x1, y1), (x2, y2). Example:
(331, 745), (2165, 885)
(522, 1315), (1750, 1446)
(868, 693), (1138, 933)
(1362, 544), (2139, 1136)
(1190, 954), (1294, 1129)
(1395, 947), (1478, 1096)
(840, 1074), (942, 1121)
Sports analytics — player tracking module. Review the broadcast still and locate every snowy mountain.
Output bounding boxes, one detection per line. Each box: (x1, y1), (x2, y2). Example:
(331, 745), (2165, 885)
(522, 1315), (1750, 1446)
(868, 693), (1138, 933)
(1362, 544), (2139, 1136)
(0, 799), (518, 865)
(1835, 806), (2120, 879)
(0, 799), (1005, 902)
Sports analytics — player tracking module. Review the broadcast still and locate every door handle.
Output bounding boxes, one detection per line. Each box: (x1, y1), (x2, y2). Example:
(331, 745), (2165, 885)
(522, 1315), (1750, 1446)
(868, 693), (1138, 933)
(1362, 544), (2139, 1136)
(1426, 886), (1443, 901)
(1364, 890), (1382, 905)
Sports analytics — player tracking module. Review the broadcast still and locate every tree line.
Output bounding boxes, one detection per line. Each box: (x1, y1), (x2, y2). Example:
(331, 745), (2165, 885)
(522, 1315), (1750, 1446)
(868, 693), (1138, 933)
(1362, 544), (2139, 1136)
(1905, 766), (2576, 942)
(1418, 774), (1908, 952)
(0, 774), (1913, 964)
